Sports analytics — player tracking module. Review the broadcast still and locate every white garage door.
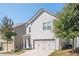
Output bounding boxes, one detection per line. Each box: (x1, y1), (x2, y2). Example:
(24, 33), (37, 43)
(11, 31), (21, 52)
(34, 40), (56, 50)
(2, 42), (13, 51)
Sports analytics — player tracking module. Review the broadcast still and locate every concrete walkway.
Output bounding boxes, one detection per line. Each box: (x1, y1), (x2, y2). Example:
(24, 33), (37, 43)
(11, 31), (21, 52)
(0, 50), (17, 56)
(0, 52), (16, 56)
(0, 51), (16, 56)
(20, 50), (54, 56)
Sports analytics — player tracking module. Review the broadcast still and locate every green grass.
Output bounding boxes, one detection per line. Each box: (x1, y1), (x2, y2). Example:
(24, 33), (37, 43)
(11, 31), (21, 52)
(0, 50), (25, 55)
(48, 50), (64, 56)
(14, 50), (25, 55)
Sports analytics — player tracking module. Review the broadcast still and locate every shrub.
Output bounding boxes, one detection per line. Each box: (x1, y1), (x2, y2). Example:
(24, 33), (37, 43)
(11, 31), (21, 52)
(24, 48), (32, 50)
(11, 49), (15, 52)
(11, 48), (20, 52)
(0, 47), (2, 51)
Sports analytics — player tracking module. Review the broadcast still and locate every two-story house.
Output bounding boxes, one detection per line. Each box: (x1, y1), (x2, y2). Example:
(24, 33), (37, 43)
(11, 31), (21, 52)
(22, 9), (60, 50)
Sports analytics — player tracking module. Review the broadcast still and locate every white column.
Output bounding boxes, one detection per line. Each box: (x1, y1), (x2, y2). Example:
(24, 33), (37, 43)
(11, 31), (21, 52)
(23, 37), (25, 49)
(12, 36), (15, 50)
(26, 38), (29, 48)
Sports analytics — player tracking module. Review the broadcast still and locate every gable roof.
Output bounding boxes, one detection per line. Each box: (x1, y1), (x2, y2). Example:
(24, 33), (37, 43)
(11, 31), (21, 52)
(13, 23), (26, 28)
(25, 8), (57, 27)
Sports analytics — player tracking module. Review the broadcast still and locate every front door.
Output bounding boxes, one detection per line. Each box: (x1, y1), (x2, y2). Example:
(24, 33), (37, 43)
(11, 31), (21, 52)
(28, 38), (31, 48)
(23, 38), (26, 48)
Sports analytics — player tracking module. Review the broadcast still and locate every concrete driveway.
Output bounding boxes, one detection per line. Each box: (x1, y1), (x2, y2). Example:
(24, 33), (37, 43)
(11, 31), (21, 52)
(20, 50), (54, 56)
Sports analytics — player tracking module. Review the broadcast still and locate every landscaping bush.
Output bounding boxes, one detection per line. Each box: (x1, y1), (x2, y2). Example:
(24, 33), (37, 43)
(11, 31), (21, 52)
(11, 48), (21, 52)
(48, 50), (63, 56)
(24, 48), (32, 50)
(11, 49), (25, 55)
(11, 49), (14, 52)
(15, 49), (21, 52)
(0, 47), (2, 51)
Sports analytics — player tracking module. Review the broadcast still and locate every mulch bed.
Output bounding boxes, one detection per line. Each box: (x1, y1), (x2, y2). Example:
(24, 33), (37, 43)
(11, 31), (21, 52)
(61, 49), (79, 56)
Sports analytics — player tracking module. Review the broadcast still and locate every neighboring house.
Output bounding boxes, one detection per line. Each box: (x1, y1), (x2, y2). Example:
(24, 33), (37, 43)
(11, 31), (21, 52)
(13, 23), (26, 50)
(22, 9), (60, 50)
(74, 37), (79, 50)
(0, 23), (26, 51)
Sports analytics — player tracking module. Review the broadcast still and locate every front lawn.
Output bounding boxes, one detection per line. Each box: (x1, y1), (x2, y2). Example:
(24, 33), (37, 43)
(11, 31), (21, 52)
(48, 50), (64, 56)
(48, 49), (79, 56)
(0, 50), (25, 55)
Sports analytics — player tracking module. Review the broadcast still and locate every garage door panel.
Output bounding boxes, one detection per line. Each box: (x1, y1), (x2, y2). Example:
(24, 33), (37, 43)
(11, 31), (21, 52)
(44, 41), (49, 50)
(49, 41), (55, 50)
(2, 43), (13, 51)
(40, 41), (43, 50)
(34, 41), (43, 50)
(44, 41), (55, 50)
(34, 41), (39, 49)
(34, 40), (56, 50)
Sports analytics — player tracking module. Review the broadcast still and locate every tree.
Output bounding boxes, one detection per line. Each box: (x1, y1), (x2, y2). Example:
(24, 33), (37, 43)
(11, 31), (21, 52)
(53, 4), (79, 52)
(0, 16), (17, 52)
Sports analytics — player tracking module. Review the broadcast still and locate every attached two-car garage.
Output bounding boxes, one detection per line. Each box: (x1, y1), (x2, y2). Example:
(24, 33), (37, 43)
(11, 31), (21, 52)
(33, 39), (56, 50)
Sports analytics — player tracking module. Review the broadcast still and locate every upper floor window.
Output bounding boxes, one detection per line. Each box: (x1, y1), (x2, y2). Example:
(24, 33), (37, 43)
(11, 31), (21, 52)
(47, 22), (51, 30)
(29, 27), (31, 33)
(43, 23), (46, 30)
(43, 22), (51, 30)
